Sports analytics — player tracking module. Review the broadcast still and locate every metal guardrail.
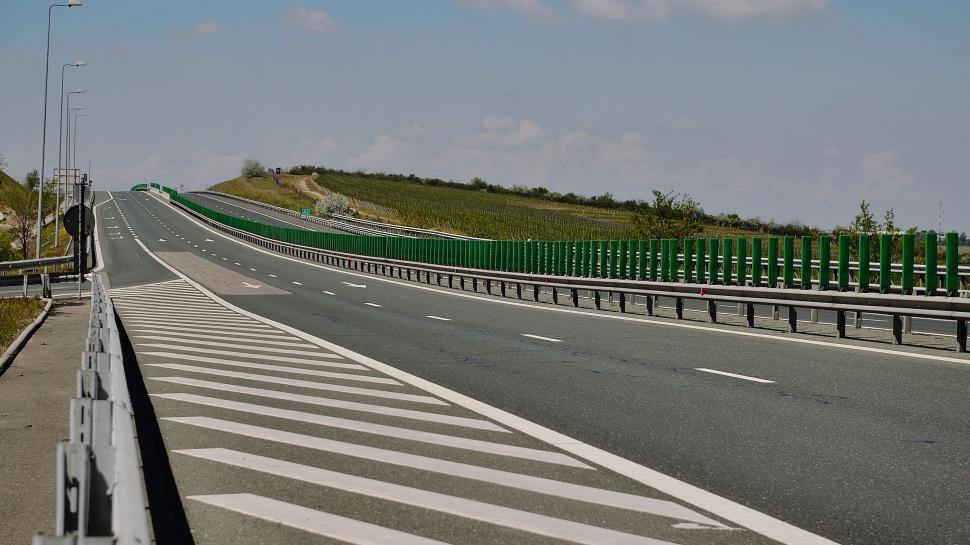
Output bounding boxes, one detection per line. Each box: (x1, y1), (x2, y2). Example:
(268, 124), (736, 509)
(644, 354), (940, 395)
(191, 190), (482, 240)
(35, 275), (150, 544)
(0, 255), (75, 271)
(171, 199), (969, 352)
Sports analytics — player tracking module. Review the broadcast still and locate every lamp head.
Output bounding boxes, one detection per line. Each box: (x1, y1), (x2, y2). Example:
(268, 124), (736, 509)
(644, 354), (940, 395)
(67, 0), (83, 7)
(74, 61), (86, 67)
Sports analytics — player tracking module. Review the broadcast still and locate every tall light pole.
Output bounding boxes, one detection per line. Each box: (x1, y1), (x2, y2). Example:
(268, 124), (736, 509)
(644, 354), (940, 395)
(56, 61), (84, 245)
(73, 112), (86, 175)
(36, 0), (83, 259)
(65, 95), (84, 191)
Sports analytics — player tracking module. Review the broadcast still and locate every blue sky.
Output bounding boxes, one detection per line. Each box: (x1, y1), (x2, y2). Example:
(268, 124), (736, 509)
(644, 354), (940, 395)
(2, 1), (968, 232)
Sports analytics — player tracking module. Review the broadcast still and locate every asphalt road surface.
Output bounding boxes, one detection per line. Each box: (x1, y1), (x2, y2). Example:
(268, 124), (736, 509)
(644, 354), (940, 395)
(94, 190), (970, 545)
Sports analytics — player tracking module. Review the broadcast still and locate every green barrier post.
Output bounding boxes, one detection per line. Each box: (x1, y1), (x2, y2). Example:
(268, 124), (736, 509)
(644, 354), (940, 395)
(736, 238), (747, 286)
(946, 232), (959, 295)
(901, 232), (914, 294)
(723, 238), (734, 285)
(618, 240), (628, 279)
(696, 238), (706, 283)
(684, 239), (695, 282)
(649, 240), (659, 281)
(879, 234), (892, 293)
(818, 235), (830, 290)
(783, 236), (794, 288)
(800, 236), (812, 290)
(637, 240), (647, 280)
(767, 237), (778, 287)
(925, 232), (937, 294)
(858, 235), (870, 292)
(838, 235), (849, 291)
(751, 237), (762, 286)
(608, 240), (619, 278)
(708, 238), (719, 284)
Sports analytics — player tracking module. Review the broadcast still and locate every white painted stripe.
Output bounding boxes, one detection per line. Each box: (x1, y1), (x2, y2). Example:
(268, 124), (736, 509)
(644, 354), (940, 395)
(521, 334), (562, 343)
(133, 333), (314, 349)
(425, 315), (451, 321)
(323, 291), (335, 295)
(129, 325), (293, 340)
(160, 394), (588, 468)
(147, 364), (445, 405)
(695, 368), (775, 384)
(143, 352), (373, 377)
(137, 341), (340, 359)
(132, 234), (841, 545)
(112, 295), (223, 306)
(178, 449), (670, 545)
(292, 281), (303, 286)
(139, 344), (345, 362)
(269, 274), (277, 277)
(137, 335), (316, 354)
(188, 494), (452, 545)
(364, 302), (382, 308)
(153, 378), (504, 431)
(109, 290), (211, 301)
(118, 310), (256, 322)
(170, 417), (724, 526)
(125, 318), (277, 331)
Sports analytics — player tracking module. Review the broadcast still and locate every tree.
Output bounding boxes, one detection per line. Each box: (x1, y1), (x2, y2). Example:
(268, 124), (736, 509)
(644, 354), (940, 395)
(850, 200), (878, 236)
(630, 190), (704, 240)
(24, 169), (40, 191)
(315, 193), (350, 216)
(241, 159), (266, 178)
(8, 187), (37, 260)
(0, 153), (7, 172)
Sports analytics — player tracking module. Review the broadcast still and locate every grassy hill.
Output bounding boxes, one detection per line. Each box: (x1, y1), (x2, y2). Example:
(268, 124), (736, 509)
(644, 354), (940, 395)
(211, 170), (763, 240)
(0, 169), (71, 261)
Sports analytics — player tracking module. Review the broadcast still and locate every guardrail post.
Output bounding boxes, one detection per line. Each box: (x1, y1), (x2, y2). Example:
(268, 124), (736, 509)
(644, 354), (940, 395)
(858, 234), (870, 292)
(924, 232), (938, 295)
(788, 307), (797, 332)
(723, 238), (733, 285)
(594, 290), (601, 309)
(901, 232), (914, 294)
(695, 238), (706, 283)
(746, 303), (755, 328)
(646, 293), (654, 315)
(946, 232), (959, 296)
(736, 238), (747, 286)
(649, 240), (659, 281)
(800, 236), (812, 289)
(571, 288), (579, 307)
(619, 292), (626, 313)
(684, 239), (695, 282)
(958, 319), (967, 353)
(708, 238), (719, 285)
(675, 297), (683, 319)
(767, 236), (779, 287)
(880, 233), (892, 294)
(783, 236), (794, 288)
(534, 285), (540, 302)
(892, 315), (903, 344)
(837, 311), (846, 337)
(707, 300), (716, 323)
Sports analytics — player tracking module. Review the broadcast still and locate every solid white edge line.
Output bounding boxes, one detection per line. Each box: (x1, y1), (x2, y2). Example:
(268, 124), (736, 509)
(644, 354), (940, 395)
(694, 368), (776, 384)
(131, 224), (839, 545)
(91, 191), (114, 274)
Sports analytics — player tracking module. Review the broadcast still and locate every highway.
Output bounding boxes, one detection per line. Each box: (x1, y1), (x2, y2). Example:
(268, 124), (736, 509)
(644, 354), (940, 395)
(95, 190), (970, 545)
(183, 192), (346, 234)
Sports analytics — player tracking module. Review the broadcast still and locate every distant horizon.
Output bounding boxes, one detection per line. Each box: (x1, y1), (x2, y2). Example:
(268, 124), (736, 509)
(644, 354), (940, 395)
(2, 1), (967, 233)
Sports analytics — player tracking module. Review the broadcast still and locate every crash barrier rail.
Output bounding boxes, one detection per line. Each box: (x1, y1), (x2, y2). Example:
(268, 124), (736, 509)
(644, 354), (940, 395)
(34, 275), (150, 544)
(0, 255), (75, 271)
(166, 195), (969, 352)
(134, 185), (969, 297)
(189, 190), (482, 240)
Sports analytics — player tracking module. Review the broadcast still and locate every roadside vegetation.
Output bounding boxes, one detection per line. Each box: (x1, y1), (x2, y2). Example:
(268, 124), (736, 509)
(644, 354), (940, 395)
(0, 167), (73, 265)
(0, 297), (45, 355)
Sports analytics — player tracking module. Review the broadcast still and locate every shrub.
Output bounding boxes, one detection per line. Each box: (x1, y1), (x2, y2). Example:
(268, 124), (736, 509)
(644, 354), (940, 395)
(315, 193), (351, 216)
(241, 159), (266, 179)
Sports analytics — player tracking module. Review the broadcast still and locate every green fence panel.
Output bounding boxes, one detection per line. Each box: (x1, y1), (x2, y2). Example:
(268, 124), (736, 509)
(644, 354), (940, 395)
(818, 235), (830, 290)
(558, 241), (568, 275)
(736, 238), (747, 286)
(838, 235), (849, 291)
(946, 232), (959, 295)
(695, 238), (706, 283)
(751, 238), (762, 286)
(684, 239), (695, 282)
(925, 232), (938, 294)
(617, 240), (628, 279)
(901, 233), (914, 294)
(637, 240), (648, 280)
(858, 234), (870, 292)
(649, 240), (659, 281)
(597, 240), (607, 278)
(783, 236), (794, 288)
(879, 234), (892, 293)
(723, 238), (734, 285)
(801, 236), (812, 290)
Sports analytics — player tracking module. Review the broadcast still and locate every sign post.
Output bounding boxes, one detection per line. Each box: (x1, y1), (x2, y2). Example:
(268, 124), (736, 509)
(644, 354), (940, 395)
(64, 175), (94, 298)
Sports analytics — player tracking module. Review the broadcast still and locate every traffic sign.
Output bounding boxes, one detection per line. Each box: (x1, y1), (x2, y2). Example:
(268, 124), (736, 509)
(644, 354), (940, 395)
(300, 208), (311, 219)
(64, 204), (95, 238)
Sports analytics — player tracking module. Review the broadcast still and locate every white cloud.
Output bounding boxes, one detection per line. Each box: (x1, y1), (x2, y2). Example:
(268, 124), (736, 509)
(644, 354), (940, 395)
(667, 116), (697, 130)
(178, 150), (248, 188)
(191, 20), (220, 36)
(284, 6), (338, 33)
(454, 0), (555, 20)
(285, 137), (339, 166)
(456, 115), (545, 149)
(567, 0), (829, 22)
(347, 135), (407, 171)
(857, 150), (913, 193)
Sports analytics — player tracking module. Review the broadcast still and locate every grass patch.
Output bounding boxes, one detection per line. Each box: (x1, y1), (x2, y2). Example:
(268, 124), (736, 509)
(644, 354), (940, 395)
(0, 298), (45, 354)
(210, 175), (315, 212)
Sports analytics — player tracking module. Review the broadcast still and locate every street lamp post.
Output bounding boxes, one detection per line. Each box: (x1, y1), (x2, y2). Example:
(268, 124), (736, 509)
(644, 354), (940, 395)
(73, 112), (86, 175)
(55, 61), (85, 245)
(65, 96), (84, 194)
(36, 0), (83, 259)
